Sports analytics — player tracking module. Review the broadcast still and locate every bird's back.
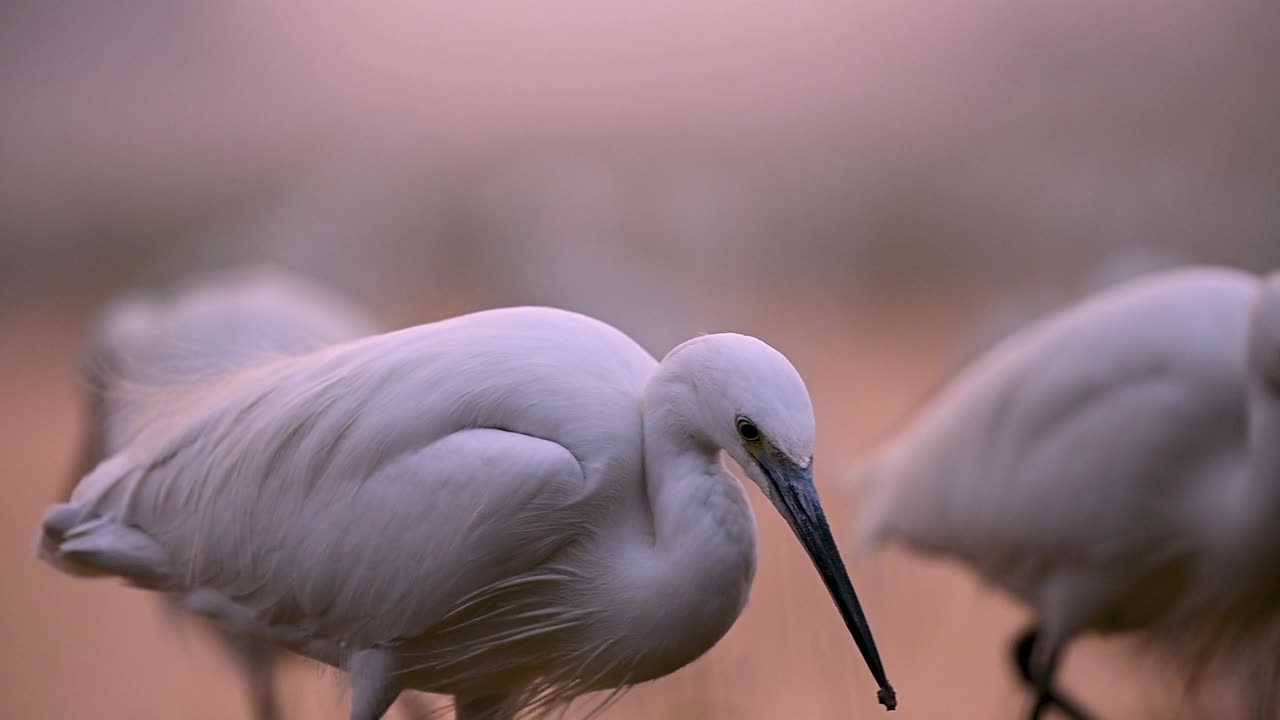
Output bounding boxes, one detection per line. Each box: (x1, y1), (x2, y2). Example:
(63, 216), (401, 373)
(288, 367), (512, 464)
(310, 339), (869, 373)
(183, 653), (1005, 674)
(859, 267), (1257, 604)
(111, 305), (659, 482)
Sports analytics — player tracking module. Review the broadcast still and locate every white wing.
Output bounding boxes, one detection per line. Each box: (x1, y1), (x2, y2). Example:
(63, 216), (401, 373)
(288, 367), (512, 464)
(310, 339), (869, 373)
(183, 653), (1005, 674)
(222, 427), (587, 649)
(49, 426), (588, 671)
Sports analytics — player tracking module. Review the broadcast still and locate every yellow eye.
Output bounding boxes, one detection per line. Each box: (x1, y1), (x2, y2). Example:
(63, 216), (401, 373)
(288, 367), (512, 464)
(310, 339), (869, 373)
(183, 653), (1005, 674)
(736, 417), (760, 441)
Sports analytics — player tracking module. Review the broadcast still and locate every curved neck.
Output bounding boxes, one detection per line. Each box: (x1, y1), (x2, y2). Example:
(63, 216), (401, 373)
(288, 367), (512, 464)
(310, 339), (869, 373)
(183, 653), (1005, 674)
(606, 370), (756, 680)
(1223, 380), (1280, 606)
(1244, 283), (1280, 540)
(1247, 384), (1280, 529)
(641, 370), (738, 548)
(1208, 381), (1280, 631)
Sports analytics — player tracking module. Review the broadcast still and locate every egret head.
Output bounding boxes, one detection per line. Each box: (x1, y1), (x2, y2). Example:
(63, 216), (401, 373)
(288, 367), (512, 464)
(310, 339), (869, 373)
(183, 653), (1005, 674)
(657, 333), (896, 709)
(1250, 272), (1280, 392)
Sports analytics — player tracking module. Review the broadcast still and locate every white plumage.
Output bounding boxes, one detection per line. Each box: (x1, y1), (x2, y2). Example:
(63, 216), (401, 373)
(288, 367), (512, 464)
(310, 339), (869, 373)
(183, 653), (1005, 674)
(69, 267), (381, 475)
(953, 245), (1186, 370)
(44, 294), (895, 719)
(858, 267), (1280, 719)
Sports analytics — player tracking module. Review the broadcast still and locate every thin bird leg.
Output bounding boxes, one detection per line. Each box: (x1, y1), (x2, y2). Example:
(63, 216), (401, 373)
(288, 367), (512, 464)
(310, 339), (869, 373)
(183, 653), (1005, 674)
(349, 649), (403, 720)
(454, 693), (519, 720)
(218, 632), (281, 720)
(1012, 626), (1096, 720)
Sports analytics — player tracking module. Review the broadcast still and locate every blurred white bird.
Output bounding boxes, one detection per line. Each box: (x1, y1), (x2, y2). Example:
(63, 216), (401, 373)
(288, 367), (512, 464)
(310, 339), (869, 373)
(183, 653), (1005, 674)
(857, 267), (1280, 719)
(62, 266), (431, 720)
(953, 245), (1186, 370)
(43, 304), (895, 719)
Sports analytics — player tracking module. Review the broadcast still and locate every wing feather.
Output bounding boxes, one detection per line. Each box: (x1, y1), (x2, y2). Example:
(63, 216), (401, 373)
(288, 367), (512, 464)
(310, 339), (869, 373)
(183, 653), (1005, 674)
(59, 419), (589, 654)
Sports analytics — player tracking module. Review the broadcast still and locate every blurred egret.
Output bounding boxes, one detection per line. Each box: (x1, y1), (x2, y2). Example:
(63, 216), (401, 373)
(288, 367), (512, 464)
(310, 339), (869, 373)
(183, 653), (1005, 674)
(62, 266), (428, 719)
(68, 267), (381, 488)
(42, 305), (895, 719)
(955, 245), (1186, 370)
(858, 267), (1280, 719)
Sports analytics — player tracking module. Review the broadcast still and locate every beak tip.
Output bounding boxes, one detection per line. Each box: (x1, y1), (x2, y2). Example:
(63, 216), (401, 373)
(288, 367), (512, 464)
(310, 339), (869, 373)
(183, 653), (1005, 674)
(877, 686), (897, 711)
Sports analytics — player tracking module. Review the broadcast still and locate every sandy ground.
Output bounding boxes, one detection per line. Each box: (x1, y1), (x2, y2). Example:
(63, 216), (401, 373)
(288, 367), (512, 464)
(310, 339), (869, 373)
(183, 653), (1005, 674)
(1, 299), (1164, 719)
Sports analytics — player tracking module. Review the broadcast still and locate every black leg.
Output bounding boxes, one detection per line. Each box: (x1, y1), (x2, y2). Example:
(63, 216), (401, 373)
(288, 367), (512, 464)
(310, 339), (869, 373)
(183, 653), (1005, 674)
(1011, 626), (1096, 720)
(349, 649), (403, 720)
(219, 632), (281, 720)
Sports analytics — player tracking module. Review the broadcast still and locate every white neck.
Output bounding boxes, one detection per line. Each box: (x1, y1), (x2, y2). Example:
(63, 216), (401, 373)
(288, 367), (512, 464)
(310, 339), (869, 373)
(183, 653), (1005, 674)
(600, 365), (756, 681)
(640, 368), (744, 549)
(1243, 283), (1280, 544)
(1246, 384), (1280, 539)
(1202, 380), (1280, 636)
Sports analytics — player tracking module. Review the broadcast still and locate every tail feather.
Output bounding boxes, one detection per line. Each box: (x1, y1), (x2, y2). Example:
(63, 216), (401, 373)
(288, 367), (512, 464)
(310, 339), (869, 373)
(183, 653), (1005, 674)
(37, 501), (172, 589)
(43, 502), (92, 537)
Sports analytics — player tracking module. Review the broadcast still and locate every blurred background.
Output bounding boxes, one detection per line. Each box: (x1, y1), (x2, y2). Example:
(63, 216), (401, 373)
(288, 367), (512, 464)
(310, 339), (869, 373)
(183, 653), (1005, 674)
(2, 1), (1279, 717)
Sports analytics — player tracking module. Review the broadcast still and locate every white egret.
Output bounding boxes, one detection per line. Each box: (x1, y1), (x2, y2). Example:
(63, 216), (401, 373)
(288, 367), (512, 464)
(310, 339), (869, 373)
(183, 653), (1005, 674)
(68, 267), (381, 483)
(41, 305), (896, 719)
(61, 267), (427, 719)
(857, 267), (1280, 719)
(955, 245), (1186, 370)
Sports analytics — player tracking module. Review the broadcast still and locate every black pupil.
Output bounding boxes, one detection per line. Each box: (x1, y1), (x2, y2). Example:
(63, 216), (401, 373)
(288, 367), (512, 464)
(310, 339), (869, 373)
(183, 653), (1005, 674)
(739, 422), (759, 440)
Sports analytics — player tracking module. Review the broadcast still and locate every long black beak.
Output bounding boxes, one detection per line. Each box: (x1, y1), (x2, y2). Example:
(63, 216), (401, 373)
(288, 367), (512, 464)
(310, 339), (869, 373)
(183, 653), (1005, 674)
(764, 456), (896, 711)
